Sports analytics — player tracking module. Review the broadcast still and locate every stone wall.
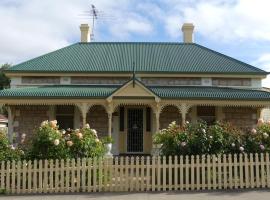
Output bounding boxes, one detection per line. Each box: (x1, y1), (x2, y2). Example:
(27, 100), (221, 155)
(141, 77), (201, 86)
(13, 106), (49, 142)
(86, 105), (108, 138)
(71, 77), (128, 85)
(160, 106), (181, 129)
(223, 107), (258, 130)
(21, 77), (60, 84)
(212, 78), (251, 87)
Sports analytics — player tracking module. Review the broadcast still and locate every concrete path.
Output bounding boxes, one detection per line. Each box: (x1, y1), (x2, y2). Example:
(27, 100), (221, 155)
(1, 190), (270, 200)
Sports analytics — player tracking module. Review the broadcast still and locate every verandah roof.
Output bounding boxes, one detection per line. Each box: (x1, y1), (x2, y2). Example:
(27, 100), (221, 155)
(1, 85), (270, 101)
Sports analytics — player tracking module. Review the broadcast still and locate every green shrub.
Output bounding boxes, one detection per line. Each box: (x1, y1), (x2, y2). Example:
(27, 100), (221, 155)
(67, 127), (107, 158)
(25, 120), (110, 160)
(153, 120), (267, 156)
(0, 132), (23, 161)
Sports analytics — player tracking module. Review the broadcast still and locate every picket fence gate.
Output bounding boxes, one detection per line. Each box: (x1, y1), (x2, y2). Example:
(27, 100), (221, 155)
(1, 153), (270, 194)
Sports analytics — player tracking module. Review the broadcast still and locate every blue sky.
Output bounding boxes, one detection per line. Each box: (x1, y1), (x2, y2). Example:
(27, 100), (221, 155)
(1, 0), (270, 85)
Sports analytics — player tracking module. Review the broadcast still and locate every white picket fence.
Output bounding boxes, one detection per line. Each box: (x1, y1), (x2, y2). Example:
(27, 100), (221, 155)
(1, 153), (270, 194)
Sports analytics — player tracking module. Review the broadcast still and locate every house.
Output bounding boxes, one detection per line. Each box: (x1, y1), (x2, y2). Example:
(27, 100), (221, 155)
(0, 23), (270, 155)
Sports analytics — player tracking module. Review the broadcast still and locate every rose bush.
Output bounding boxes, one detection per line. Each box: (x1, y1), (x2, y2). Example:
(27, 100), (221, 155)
(25, 120), (111, 160)
(0, 132), (23, 161)
(153, 120), (270, 156)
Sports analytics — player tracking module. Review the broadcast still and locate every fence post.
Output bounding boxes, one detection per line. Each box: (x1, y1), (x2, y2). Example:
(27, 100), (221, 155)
(217, 154), (222, 189)
(6, 161), (10, 194)
(87, 158), (92, 192)
(114, 157), (118, 191)
(77, 158), (81, 193)
(174, 156), (178, 191)
(146, 156), (150, 191)
(185, 155), (189, 191)
(0, 161), (4, 192)
(239, 154), (243, 189)
(244, 154), (249, 188)
(266, 153), (270, 188)
(93, 157), (97, 192)
(168, 156), (172, 191)
(223, 155), (227, 189)
(120, 157), (124, 191)
(125, 157), (129, 192)
(151, 156), (156, 191)
(260, 153), (266, 188)
(157, 156), (161, 191)
(190, 155), (194, 190)
(27, 160), (32, 194)
(38, 160), (43, 193)
(207, 155), (211, 190)
(60, 159), (65, 193)
(180, 156), (183, 191)
(135, 156), (140, 191)
(228, 154), (233, 189)
(98, 158), (103, 192)
(130, 157), (134, 192)
(22, 160), (27, 194)
(250, 154), (254, 188)
(162, 156), (166, 191)
(140, 156), (145, 192)
(49, 159), (54, 193)
(16, 160), (21, 194)
(81, 158), (86, 192)
(212, 155), (217, 190)
(65, 159), (70, 193)
(44, 159), (48, 193)
(196, 155), (200, 190)
(233, 154), (238, 189)
(201, 155), (206, 190)
(11, 160), (16, 194)
(33, 160), (37, 194)
(255, 153), (260, 188)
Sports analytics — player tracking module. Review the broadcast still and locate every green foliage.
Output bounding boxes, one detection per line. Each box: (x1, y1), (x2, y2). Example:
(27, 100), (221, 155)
(0, 64), (11, 90)
(68, 128), (106, 158)
(153, 120), (269, 156)
(25, 120), (110, 160)
(25, 120), (69, 160)
(0, 132), (23, 161)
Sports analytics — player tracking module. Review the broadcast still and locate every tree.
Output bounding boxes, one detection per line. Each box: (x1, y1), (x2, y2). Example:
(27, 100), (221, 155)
(0, 63), (11, 90)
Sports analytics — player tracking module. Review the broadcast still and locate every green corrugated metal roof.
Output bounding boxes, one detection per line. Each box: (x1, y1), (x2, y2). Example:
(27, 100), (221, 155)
(150, 86), (270, 100)
(1, 85), (270, 100)
(0, 85), (118, 98)
(7, 42), (267, 74)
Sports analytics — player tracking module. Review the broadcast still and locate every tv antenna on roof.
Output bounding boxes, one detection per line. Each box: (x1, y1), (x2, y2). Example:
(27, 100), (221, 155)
(89, 4), (97, 41)
(78, 4), (116, 41)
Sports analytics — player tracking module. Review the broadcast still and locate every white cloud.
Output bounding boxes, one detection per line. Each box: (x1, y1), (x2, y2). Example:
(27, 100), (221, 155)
(253, 53), (270, 87)
(162, 0), (270, 42)
(0, 0), (154, 65)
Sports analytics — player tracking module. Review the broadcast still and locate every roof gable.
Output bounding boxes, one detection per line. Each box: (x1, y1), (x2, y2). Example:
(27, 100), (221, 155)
(107, 79), (159, 100)
(7, 42), (267, 75)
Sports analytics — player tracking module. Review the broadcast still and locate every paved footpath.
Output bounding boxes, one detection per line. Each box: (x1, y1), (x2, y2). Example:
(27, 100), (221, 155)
(1, 190), (270, 200)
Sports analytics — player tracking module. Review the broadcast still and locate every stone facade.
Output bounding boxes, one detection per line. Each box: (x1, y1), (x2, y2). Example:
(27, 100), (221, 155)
(212, 78), (251, 87)
(141, 77), (201, 86)
(21, 77), (60, 84)
(13, 105), (49, 142)
(71, 77), (129, 85)
(223, 107), (258, 129)
(160, 106), (181, 129)
(86, 105), (108, 138)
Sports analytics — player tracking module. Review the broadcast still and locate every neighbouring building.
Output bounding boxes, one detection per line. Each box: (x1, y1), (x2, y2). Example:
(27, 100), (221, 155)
(1, 23), (270, 155)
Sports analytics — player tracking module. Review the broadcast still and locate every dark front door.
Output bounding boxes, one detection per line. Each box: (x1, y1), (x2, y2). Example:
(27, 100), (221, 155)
(127, 108), (144, 153)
